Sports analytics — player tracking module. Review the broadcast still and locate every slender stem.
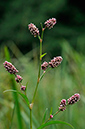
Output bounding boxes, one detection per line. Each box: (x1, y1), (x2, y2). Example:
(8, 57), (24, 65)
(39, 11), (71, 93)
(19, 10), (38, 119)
(40, 67), (51, 81)
(32, 43), (42, 103)
(53, 110), (60, 117)
(30, 27), (45, 129)
(45, 110), (60, 124)
(30, 109), (32, 129)
(32, 30), (44, 103)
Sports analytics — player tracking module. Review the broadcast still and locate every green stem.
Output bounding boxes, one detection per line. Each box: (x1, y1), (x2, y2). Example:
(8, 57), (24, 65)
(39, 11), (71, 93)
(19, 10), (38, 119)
(32, 31), (44, 103)
(32, 43), (42, 103)
(30, 109), (32, 129)
(53, 110), (60, 117)
(40, 67), (51, 81)
(45, 110), (60, 124)
(30, 27), (45, 129)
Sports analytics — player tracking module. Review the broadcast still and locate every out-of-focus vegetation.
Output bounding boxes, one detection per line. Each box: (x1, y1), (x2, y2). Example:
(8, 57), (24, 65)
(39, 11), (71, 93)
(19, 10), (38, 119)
(0, 0), (85, 129)
(0, 0), (85, 55)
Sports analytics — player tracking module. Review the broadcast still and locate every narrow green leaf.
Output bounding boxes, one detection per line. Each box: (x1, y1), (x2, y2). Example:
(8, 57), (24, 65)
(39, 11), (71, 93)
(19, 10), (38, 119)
(4, 46), (11, 62)
(40, 53), (47, 59)
(37, 120), (74, 129)
(3, 90), (30, 107)
(50, 107), (53, 115)
(42, 108), (48, 124)
(26, 82), (29, 87)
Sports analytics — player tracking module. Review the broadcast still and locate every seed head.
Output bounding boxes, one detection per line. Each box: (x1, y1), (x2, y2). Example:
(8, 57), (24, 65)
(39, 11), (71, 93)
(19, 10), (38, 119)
(44, 18), (56, 29)
(49, 56), (63, 68)
(28, 23), (39, 37)
(15, 75), (23, 83)
(41, 61), (48, 71)
(68, 93), (80, 105)
(59, 99), (66, 111)
(3, 61), (18, 74)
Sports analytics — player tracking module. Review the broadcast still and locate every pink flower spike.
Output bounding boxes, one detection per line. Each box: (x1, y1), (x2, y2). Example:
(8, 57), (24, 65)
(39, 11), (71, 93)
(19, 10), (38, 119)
(49, 56), (63, 68)
(44, 18), (57, 29)
(28, 23), (39, 37)
(41, 61), (48, 71)
(15, 75), (23, 83)
(3, 61), (18, 74)
(21, 85), (26, 91)
(68, 93), (80, 105)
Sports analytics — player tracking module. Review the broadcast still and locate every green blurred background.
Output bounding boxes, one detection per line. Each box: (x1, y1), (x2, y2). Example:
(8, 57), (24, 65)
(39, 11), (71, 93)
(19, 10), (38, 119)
(0, 0), (85, 129)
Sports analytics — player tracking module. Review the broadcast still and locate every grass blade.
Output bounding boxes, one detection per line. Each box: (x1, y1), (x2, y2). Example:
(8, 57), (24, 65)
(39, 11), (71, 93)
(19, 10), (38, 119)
(4, 89), (30, 107)
(37, 120), (74, 129)
(42, 108), (48, 124)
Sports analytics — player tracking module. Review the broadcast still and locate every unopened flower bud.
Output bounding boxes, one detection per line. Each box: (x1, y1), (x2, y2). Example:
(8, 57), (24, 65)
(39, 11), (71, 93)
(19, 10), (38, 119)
(41, 61), (48, 71)
(50, 114), (53, 119)
(49, 56), (63, 68)
(44, 18), (56, 29)
(15, 75), (23, 83)
(28, 23), (39, 37)
(59, 99), (66, 111)
(68, 93), (80, 105)
(3, 61), (18, 74)
(21, 85), (26, 91)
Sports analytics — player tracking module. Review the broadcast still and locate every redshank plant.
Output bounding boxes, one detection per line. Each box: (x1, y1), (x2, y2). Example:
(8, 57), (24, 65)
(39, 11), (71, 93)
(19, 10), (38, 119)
(3, 18), (80, 129)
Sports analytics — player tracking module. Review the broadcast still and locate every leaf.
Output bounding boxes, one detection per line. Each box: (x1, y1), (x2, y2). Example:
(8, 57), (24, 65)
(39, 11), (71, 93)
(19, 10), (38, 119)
(4, 46), (11, 62)
(50, 107), (53, 115)
(40, 53), (47, 59)
(42, 108), (48, 124)
(3, 90), (30, 107)
(26, 82), (29, 87)
(37, 120), (74, 129)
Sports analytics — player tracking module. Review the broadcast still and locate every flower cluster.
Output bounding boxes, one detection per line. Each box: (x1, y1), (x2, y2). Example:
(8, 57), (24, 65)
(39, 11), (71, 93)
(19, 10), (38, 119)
(41, 61), (48, 71)
(28, 18), (56, 37)
(3, 61), (26, 91)
(59, 99), (66, 111)
(49, 56), (63, 68)
(41, 56), (63, 71)
(28, 23), (39, 37)
(21, 85), (26, 91)
(68, 93), (80, 105)
(3, 61), (18, 74)
(44, 18), (56, 29)
(59, 93), (80, 111)
(15, 75), (23, 83)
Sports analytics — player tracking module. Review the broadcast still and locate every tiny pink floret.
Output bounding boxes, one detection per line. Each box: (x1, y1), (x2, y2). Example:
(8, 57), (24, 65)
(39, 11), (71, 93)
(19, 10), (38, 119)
(50, 114), (53, 119)
(21, 85), (26, 91)
(15, 75), (23, 83)
(59, 99), (66, 111)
